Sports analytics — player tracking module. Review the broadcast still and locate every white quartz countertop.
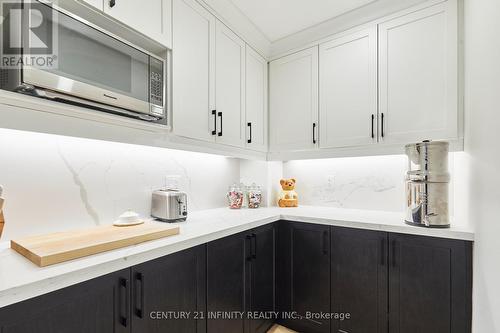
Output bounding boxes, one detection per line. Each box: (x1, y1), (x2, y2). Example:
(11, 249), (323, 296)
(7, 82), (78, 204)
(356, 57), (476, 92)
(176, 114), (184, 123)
(0, 206), (474, 308)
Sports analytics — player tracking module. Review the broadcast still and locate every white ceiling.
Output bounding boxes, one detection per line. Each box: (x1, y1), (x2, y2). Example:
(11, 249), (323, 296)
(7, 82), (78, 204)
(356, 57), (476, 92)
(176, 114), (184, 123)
(229, 0), (378, 41)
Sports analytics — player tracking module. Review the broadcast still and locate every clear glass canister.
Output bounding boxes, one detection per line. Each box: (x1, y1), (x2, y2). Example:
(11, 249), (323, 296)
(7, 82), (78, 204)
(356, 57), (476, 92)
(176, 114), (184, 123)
(227, 184), (244, 209)
(247, 183), (262, 209)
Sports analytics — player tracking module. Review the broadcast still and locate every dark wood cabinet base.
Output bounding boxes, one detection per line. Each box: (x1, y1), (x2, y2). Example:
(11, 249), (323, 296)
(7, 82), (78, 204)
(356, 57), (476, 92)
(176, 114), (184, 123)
(0, 221), (472, 333)
(0, 269), (131, 333)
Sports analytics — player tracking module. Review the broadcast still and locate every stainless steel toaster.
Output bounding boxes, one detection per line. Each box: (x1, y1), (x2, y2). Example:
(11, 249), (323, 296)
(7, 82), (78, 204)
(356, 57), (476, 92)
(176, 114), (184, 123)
(151, 189), (188, 222)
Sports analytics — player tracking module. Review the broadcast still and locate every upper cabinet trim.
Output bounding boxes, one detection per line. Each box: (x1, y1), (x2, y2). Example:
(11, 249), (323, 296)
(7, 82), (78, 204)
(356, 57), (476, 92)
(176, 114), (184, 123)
(269, 0), (452, 61)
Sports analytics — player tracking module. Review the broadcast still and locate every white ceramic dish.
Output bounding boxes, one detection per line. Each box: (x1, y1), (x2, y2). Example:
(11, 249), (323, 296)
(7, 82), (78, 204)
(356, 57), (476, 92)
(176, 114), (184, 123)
(113, 210), (145, 227)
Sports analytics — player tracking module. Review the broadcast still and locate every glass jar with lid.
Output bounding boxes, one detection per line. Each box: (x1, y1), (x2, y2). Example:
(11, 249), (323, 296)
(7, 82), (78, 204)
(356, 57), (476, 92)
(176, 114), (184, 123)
(227, 184), (244, 209)
(247, 183), (263, 209)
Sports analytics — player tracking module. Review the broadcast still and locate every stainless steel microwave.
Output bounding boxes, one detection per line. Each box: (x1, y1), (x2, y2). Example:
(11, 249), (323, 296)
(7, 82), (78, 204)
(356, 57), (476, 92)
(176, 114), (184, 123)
(0, 1), (166, 122)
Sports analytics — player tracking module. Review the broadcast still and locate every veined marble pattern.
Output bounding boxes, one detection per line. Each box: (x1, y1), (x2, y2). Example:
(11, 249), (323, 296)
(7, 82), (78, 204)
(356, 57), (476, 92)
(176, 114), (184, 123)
(0, 128), (467, 241)
(0, 206), (474, 308)
(283, 155), (408, 212)
(313, 175), (398, 207)
(283, 153), (463, 217)
(0, 129), (239, 240)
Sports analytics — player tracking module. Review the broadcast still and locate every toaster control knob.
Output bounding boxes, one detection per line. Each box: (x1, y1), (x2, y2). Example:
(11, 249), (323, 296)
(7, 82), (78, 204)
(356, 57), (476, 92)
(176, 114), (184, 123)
(182, 211), (187, 216)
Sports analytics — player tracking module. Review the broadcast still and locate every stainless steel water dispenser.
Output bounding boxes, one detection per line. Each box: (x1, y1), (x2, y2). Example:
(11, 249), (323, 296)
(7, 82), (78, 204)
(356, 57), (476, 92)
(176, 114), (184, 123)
(405, 140), (450, 228)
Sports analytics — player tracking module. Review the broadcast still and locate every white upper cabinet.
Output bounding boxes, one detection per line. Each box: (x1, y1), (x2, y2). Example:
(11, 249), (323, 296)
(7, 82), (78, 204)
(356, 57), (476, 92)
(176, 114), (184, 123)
(172, 0), (216, 142)
(245, 46), (268, 152)
(378, 2), (458, 144)
(269, 46), (319, 151)
(104, 0), (172, 48)
(77, 0), (459, 158)
(319, 27), (377, 149)
(172, 1), (259, 149)
(215, 21), (246, 148)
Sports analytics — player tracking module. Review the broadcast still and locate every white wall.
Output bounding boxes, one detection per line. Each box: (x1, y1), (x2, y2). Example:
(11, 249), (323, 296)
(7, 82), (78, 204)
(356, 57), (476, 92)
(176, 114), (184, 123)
(0, 129), (240, 241)
(464, 0), (500, 331)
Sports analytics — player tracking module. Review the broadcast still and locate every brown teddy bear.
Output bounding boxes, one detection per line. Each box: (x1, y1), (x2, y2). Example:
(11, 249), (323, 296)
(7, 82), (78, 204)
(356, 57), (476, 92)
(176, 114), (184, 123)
(278, 178), (298, 207)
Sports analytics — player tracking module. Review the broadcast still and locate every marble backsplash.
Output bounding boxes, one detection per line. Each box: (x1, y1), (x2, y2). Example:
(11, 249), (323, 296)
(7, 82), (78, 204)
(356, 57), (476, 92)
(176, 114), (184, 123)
(283, 155), (407, 211)
(0, 127), (468, 240)
(0, 129), (240, 240)
(283, 153), (464, 219)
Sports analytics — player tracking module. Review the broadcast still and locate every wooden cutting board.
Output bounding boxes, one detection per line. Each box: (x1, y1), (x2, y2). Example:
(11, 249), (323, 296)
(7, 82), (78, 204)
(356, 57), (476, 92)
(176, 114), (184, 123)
(11, 222), (180, 267)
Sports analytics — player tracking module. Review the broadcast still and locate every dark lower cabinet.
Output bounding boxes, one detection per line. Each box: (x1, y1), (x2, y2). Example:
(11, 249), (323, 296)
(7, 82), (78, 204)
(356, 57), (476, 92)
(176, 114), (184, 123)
(331, 227), (388, 333)
(206, 224), (276, 333)
(277, 221), (331, 333)
(0, 269), (131, 333)
(131, 245), (206, 333)
(389, 233), (472, 333)
(0, 221), (472, 333)
(207, 230), (248, 333)
(248, 224), (276, 333)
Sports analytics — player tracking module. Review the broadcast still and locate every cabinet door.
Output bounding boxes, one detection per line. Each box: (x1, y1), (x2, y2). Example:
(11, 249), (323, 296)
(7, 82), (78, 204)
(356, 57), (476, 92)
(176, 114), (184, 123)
(378, 2), (458, 144)
(104, 0), (172, 47)
(0, 269), (131, 333)
(389, 233), (472, 333)
(248, 224), (276, 333)
(245, 46), (268, 152)
(331, 227), (388, 333)
(131, 246), (206, 333)
(207, 231), (248, 333)
(269, 46), (319, 151)
(277, 221), (330, 333)
(215, 21), (246, 147)
(319, 28), (377, 149)
(172, 0), (216, 142)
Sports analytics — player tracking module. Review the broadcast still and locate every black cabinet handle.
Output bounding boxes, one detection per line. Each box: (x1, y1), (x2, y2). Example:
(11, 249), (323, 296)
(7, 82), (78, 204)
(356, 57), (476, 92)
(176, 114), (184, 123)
(338, 330), (349, 333)
(322, 230), (328, 255)
(247, 122), (252, 144)
(211, 110), (216, 135)
(313, 123), (317, 144)
(109, 0), (116, 8)
(381, 113), (385, 138)
(380, 238), (385, 266)
(119, 277), (129, 327)
(246, 235), (253, 261)
(371, 114), (375, 139)
(218, 112), (222, 137)
(392, 239), (397, 267)
(252, 233), (257, 259)
(134, 272), (144, 318)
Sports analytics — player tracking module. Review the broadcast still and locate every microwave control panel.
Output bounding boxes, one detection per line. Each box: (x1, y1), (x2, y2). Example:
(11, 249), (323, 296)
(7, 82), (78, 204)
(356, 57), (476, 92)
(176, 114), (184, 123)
(150, 57), (164, 107)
